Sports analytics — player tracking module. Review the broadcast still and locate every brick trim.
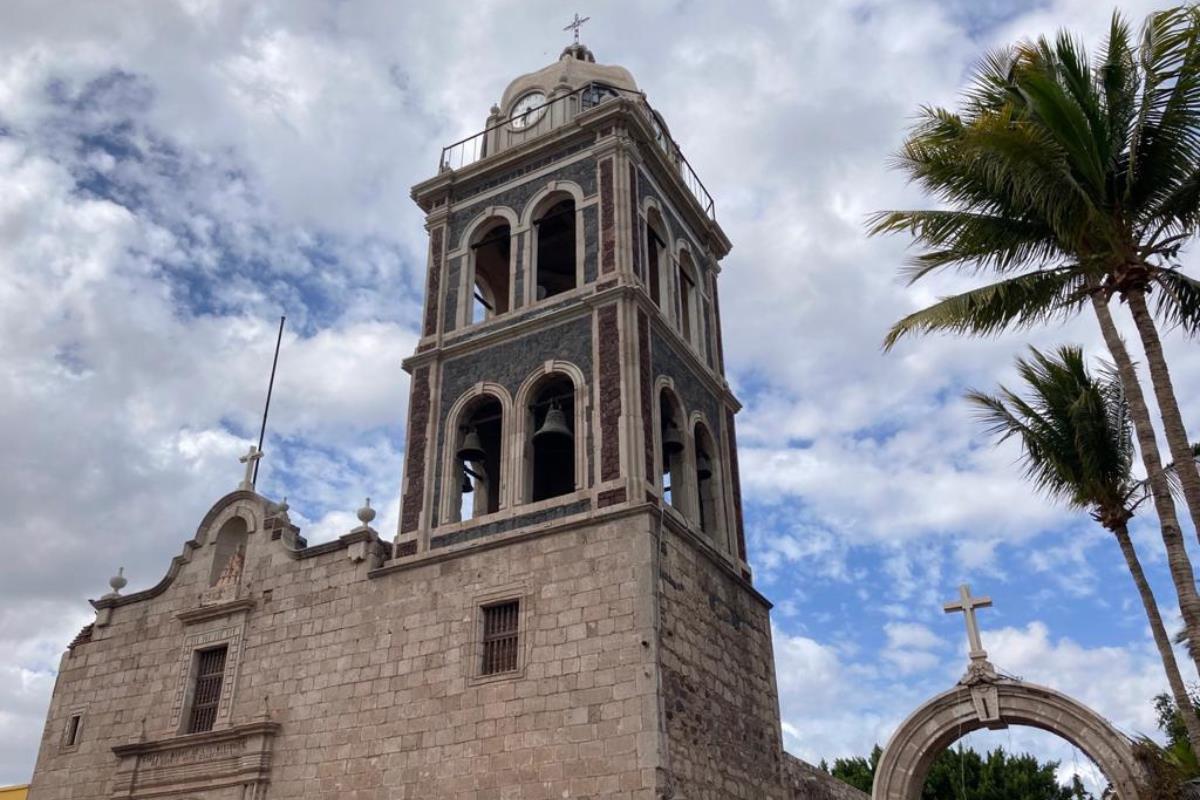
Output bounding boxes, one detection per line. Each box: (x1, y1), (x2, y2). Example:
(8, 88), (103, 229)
(597, 304), (622, 481)
(400, 366), (432, 533)
(599, 158), (616, 273)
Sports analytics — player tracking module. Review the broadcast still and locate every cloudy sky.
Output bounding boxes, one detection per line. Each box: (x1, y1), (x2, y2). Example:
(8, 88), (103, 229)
(3, 0), (1200, 792)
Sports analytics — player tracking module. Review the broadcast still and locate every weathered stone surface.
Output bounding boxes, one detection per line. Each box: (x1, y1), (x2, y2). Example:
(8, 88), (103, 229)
(657, 519), (786, 799)
(783, 754), (870, 800)
(32, 495), (663, 800)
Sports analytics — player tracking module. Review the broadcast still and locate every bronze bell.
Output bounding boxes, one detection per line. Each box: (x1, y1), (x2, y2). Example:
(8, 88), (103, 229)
(533, 401), (573, 445)
(461, 470), (474, 494)
(662, 423), (684, 456)
(697, 451), (713, 481)
(457, 426), (486, 463)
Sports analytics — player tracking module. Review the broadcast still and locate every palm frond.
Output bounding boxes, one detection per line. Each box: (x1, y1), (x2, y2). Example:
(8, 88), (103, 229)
(882, 269), (1087, 350)
(1151, 266), (1200, 334)
(865, 209), (1061, 281)
(968, 346), (1137, 515)
(1131, 6), (1200, 215)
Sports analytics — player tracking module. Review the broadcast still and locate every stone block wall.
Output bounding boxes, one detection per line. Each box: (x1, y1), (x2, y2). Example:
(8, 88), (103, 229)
(783, 754), (870, 800)
(30, 494), (664, 800)
(654, 516), (787, 800)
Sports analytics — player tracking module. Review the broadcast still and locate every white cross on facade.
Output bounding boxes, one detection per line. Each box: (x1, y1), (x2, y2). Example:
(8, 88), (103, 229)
(563, 13), (590, 44)
(239, 445), (263, 491)
(944, 584), (993, 661)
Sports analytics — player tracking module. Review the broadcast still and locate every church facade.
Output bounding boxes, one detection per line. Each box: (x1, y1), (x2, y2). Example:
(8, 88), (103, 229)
(29, 44), (865, 800)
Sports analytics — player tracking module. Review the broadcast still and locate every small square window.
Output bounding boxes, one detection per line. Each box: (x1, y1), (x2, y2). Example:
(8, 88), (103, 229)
(63, 713), (82, 747)
(187, 645), (228, 733)
(480, 600), (520, 676)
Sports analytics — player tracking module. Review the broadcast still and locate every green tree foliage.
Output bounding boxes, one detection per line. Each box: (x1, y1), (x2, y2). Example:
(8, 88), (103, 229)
(831, 744), (1092, 799)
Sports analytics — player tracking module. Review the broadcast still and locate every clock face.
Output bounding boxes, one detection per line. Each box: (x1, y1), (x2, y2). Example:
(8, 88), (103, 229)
(510, 92), (547, 129)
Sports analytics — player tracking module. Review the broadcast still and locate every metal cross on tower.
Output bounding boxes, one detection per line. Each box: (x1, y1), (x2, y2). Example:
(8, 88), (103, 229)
(563, 13), (590, 44)
(944, 584), (993, 661)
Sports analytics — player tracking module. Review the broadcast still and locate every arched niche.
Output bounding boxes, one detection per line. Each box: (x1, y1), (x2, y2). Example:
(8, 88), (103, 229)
(208, 516), (249, 587)
(873, 677), (1148, 800)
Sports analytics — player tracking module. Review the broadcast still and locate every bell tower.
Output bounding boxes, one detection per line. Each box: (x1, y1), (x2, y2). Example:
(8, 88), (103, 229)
(393, 41), (790, 799)
(399, 43), (747, 569)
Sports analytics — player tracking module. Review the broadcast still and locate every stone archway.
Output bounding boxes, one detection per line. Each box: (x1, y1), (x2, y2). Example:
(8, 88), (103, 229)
(872, 667), (1147, 800)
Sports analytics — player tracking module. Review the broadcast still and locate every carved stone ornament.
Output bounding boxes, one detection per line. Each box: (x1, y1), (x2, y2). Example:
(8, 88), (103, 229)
(110, 720), (279, 799)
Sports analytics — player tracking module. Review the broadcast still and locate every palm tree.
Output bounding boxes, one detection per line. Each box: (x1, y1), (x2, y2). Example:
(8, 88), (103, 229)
(869, 8), (1200, 665)
(968, 345), (1200, 756)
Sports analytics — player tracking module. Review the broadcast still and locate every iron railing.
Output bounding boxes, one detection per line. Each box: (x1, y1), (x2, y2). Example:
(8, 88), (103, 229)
(439, 82), (716, 220)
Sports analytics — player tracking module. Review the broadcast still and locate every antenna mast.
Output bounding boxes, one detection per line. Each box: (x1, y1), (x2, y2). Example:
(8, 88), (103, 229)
(253, 315), (286, 486)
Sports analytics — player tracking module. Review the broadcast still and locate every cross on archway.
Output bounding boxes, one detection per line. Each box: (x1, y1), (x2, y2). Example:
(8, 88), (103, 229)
(944, 583), (993, 661)
(563, 13), (590, 44)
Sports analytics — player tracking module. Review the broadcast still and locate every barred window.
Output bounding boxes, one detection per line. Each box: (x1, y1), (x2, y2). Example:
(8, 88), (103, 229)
(480, 601), (520, 676)
(187, 645), (228, 733)
(64, 714), (82, 746)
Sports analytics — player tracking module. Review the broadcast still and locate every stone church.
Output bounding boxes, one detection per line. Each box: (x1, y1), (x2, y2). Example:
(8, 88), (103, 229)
(29, 43), (865, 800)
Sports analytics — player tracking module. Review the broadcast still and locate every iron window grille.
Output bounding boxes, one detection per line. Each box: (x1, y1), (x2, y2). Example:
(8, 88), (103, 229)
(64, 714), (81, 746)
(187, 645), (228, 733)
(480, 601), (520, 676)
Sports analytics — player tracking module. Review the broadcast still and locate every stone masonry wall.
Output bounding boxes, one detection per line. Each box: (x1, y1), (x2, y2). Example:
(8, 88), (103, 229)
(782, 754), (870, 800)
(655, 521), (787, 800)
(30, 494), (663, 800)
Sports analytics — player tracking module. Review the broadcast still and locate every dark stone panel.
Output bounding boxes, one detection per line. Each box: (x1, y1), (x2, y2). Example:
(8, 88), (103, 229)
(431, 315), (594, 521)
(423, 226), (444, 337)
(582, 205), (599, 284)
(599, 158), (615, 274)
(442, 256), (462, 334)
(400, 366), (431, 534)
(447, 153), (599, 250)
(651, 334), (721, 439)
(597, 305), (622, 481)
(429, 500), (591, 549)
(451, 138), (595, 207)
(638, 311), (654, 478)
(597, 487), (626, 508)
(513, 235), (525, 310)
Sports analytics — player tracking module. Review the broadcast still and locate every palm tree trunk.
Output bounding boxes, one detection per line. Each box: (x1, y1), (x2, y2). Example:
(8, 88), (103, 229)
(1125, 288), (1200, 543)
(1090, 289), (1200, 672)
(1113, 521), (1200, 757)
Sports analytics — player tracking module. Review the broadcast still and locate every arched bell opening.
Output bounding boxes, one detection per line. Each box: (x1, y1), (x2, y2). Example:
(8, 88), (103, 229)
(527, 376), (576, 502)
(470, 220), (512, 324)
(678, 249), (700, 349)
(658, 388), (689, 516)
(645, 207), (669, 313)
(693, 421), (725, 548)
(452, 396), (504, 522)
(533, 198), (578, 301)
(208, 516), (248, 587)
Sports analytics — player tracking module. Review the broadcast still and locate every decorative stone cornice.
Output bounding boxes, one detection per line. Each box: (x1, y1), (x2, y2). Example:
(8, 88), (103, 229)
(111, 721), (281, 800)
(175, 597), (256, 625)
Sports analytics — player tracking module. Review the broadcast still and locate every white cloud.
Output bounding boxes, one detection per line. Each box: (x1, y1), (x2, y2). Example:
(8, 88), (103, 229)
(2, 0), (1199, 788)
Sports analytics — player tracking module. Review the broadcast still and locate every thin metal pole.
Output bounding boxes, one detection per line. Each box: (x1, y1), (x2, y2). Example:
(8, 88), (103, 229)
(253, 315), (285, 486)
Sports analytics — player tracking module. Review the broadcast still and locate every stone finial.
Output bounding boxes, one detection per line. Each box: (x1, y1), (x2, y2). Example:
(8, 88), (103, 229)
(357, 498), (377, 526)
(108, 567), (127, 596)
(275, 497), (291, 523)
